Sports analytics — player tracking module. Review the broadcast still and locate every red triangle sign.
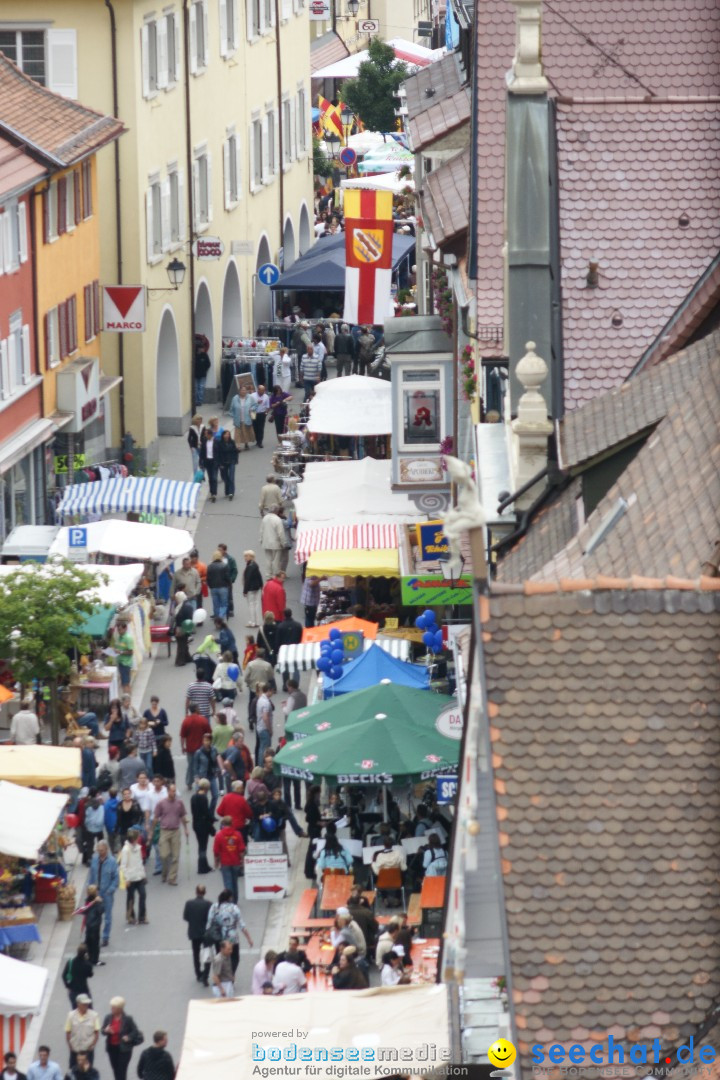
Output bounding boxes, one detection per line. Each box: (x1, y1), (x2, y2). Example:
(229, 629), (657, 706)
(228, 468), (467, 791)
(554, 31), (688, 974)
(106, 286), (142, 319)
(80, 362), (92, 390)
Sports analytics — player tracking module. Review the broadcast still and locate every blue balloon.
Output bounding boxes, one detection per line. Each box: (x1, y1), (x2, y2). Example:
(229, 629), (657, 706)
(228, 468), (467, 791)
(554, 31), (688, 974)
(415, 614), (427, 630)
(317, 657), (331, 673)
(422, 631), (434, 647)
(331, 666), (343, 680)
(227, 663), (240, 681)
(434, 631), (444, 650)
(329, 628), (342, 640)
(423, 608), (436, 626)
(320, 642), (332, 655)
(261, 815), (277, 833)
(331, 649), (344, 664)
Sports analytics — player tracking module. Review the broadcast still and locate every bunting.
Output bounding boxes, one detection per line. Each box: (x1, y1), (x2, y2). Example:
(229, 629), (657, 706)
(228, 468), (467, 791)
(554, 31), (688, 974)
(343, 189), (394, 326)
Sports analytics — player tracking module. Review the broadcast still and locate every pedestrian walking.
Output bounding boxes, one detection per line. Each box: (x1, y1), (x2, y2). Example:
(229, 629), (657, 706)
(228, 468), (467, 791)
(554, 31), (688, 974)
(185, 670), (215, 718)
(199, 421), (219, 503)
(88, 842), (118, 947)
(27, 1048), (62, 1080)
(171, 557), (202, 609)
(356, 326), (377, 376)
(230, 384), (255, 451)
(206, 551), (232, 618)
(191, 780), (214, 874)
(211, 940), (236, 998)
(217, 430), (239, 500)
(242, 551), (263, 628)
(153, 737), (175, 784)
(81, 791), (105, 867)
(248, 384), (270, 448)
(277, 348), (293, 393)
(113, 621), (134, 690)
(217, 543), (238, 617)
(116, 789), (143, 847)
(62, 945), (94, 1009)
(153, 783), (189, 885)
(300, 345), (322, 401)
(182, 885), (212, 985)
(64, 1051), (99, 1080)
(3, 1051), (26, 1080)
(77, 887), (104, 967)
(193, 732), (221, 809)
(136, 1033), (174, 1080)
(187, 414), (203, 476)
(255, 685), (274, 759)
(180, 709), (212, 788)
(256, 612), (278, 667)
(213, 817), (246, 902)
(64, 997), (100, 1067)
(258, 475), (283, 515)
(101, 998), (143, 1080)
(10, 695), (40, 745)
(334, 324), (355, 377)
(193, 336), (211, 404)
(268, 385), (292, 442)
(205, 889), (254, 975)
(300, 575), (321, 628)
(259, 512), (285, 577)
(134, 719), (156, 778)
(261, 570), (286, 621)
(118, 830), (147, 925)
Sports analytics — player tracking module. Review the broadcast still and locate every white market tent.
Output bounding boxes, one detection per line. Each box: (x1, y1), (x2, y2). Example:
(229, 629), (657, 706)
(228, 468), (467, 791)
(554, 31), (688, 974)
(313, 38), (443, 80)
(0, 782), (68, 859)
(50, 520), (193, 563)
(307, 375), (392, 436)
(0, 745), (82, 789)
(343, 171), (415, 194)
(0, 953), (48, 1014)
(0, 561), (144, 607)
(294, 459), (418, 522)
(176, 985), (449, 1080)
(56, 476), (200, 522)
(277, 635), (410, 672)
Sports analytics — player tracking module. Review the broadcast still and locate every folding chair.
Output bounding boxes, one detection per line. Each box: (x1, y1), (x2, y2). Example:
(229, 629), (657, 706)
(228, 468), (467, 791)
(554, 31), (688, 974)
(375, 867), (405, 909)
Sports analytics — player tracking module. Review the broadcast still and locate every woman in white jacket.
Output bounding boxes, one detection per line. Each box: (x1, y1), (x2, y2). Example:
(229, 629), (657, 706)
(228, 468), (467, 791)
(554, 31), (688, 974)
(119, 829), (147, 925)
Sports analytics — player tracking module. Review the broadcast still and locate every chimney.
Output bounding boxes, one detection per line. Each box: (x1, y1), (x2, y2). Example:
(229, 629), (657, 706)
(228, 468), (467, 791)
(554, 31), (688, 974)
(507, 0), (549, 95)
(511, 342), (553, 510)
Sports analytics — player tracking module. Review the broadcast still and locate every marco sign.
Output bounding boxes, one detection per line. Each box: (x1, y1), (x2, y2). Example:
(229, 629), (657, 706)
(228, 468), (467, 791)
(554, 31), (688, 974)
(103, 286), (146, 332)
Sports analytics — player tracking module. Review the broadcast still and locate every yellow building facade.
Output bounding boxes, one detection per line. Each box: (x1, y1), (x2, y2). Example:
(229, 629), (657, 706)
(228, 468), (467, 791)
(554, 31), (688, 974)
(0, 0), (314, 459)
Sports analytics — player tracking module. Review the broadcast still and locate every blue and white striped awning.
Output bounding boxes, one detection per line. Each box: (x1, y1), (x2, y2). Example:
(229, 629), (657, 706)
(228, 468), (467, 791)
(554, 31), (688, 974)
(277, 635), (410, 673)
(56, 476), (200, 522)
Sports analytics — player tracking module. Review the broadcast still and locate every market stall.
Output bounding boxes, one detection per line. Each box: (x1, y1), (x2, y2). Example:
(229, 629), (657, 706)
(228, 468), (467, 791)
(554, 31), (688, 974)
(321, 642), (430, 696)
(0, 784), (68, 860)
(0, 953), (48, 1057)
(276, 636), (410, 675)
(295, 459), (418, 523)
(304, 548), (400, 578)
(302, 617), (379, 643)
(285, 683), (449, 739)
(0, 746), (81, 789)
(55, 476), (200, 523)
(307, 376), (392, 437)
(49, 520), (193, 563)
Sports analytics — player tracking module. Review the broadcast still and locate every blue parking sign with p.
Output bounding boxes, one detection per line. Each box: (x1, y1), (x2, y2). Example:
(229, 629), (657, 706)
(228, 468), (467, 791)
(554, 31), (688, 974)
(69, 527), (88, 548)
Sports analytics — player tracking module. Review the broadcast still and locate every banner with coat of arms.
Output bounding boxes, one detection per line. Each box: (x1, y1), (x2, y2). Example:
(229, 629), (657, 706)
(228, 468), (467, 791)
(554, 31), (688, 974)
(343, 189), (394, 325)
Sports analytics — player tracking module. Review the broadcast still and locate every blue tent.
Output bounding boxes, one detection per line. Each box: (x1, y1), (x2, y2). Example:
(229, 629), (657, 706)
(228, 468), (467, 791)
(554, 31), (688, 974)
(324, 642), (430, 697)
(271, 233), (415, 293)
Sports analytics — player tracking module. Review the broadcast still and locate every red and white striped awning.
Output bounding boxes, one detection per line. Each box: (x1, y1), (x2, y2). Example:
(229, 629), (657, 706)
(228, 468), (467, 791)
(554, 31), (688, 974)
(295, 523), (400, 564)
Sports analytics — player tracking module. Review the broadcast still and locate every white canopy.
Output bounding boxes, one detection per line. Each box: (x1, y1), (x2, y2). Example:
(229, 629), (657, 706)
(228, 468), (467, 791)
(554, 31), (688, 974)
(0, 561), (144, 607)
(176, 986), (449, 1080)
(0, 953), (48, 1014)
(295, 459), (418, 522)
(313, 38), (443, 80)
(307, 375), (392, 435)
(50, 520), (193, 563)
(0, 781), (68, 859)
(343, 171), (415, 194)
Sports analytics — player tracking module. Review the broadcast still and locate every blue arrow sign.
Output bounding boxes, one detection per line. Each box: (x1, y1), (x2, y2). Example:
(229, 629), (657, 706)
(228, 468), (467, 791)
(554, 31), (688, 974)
(258, 262), (280, 287)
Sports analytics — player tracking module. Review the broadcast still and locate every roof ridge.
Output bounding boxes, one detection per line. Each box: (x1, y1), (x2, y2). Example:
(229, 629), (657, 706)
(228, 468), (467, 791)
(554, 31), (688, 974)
(489, 575), (720, 596)
(0, 53), (110, 128)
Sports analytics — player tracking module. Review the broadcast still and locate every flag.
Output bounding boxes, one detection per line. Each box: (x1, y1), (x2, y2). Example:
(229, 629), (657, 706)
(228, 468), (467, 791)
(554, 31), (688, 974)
(317, 95), (343, 137)
(344, 189), (394, 326)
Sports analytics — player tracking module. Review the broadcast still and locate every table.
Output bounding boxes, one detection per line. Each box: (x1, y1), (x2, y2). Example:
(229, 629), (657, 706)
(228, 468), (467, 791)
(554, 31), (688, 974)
(319, 875), (354, 913)
(0, 923), (41, 948)
(0, 906), (36, 928)
(409, 937), (440, 983)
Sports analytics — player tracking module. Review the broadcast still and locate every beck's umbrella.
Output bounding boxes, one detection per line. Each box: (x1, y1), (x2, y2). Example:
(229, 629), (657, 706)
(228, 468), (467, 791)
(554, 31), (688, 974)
(285, 683), (449, 737)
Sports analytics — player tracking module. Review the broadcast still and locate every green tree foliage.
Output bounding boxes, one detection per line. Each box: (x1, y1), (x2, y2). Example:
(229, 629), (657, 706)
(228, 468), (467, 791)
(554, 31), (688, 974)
(313, 135), (332, 178)
(0, 560), (104, 743)
(342, 38), (408, 136)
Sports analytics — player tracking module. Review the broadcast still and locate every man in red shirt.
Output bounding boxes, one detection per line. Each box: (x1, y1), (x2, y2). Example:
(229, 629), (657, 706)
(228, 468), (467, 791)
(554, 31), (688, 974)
(216, 781), (253, 840)
(213, 816), (246, 901)
(261, 572), (286, 622)
(180, 712), (211, 789)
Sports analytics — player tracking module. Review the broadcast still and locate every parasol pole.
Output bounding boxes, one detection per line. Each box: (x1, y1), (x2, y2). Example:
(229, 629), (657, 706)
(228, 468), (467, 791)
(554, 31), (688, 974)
(382, 784), (388, 823)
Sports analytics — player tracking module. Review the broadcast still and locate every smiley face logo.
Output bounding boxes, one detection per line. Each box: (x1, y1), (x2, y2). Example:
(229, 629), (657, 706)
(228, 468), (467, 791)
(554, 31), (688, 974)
(488, 1039), (517, 1069)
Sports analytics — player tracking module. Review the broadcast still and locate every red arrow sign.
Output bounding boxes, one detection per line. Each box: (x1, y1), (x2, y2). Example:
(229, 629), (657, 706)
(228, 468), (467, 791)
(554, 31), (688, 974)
(253, 884), (284, 893)
(105, 286), (143, 318)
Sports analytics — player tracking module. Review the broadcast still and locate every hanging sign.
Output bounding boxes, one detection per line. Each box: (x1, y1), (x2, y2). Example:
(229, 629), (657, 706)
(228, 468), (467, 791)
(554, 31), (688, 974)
(103, 286), (146, 332)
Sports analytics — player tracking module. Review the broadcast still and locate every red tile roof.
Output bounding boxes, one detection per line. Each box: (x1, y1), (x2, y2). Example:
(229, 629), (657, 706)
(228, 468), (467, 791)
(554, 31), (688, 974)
(0, 135), (46, 200)
(557, 99), (720, 408)
(407, 87), (470, 152)
(472, 0), (720, 380)
(311, 31), (349, 75)
(420, 149), (470, 248)
(0, 54), (124, 168)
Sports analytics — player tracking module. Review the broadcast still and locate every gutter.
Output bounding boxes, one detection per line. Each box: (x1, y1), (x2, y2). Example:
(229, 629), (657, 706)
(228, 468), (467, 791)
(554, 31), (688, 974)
(183, 0), (197, 412)
(104, 0), (126, 437)
(275, 0), (284, 269)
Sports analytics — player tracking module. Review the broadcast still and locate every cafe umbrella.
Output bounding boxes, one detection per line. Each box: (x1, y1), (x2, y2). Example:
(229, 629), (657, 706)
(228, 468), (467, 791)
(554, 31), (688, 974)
(284, 683), (451, 738)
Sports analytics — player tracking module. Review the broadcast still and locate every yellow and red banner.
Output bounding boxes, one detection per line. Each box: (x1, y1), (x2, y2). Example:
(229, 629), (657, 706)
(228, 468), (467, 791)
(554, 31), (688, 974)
(317, 95), (343, 138)
(344, 189), (394, 326)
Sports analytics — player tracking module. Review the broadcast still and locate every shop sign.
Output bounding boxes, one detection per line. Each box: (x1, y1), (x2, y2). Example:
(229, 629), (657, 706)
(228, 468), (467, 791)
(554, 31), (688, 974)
(436, 775), (458, 804)
(103, 286), (146, 332)
(191, 236), (225, 260)
(340, 630), (364, 657)
(416, 520), (449, 560)
(399, 457), (444, 484)
(309, 0), (331, 19)
(137, 511), (166, 525)
(401, 575), (473, 606)
(435, 704), (463, 740)
(54, 452), (87, 474)
(56, 359), (101, 435)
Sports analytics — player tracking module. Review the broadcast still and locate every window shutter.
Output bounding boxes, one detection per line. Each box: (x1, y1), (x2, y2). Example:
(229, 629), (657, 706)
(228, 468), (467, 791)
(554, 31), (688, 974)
(272, 108), (280, 175)
(141, 23), (151, 96)
(21, 325), (31, 383)
(44, 313), (51, 369)
(177, 168), (186, 241)
(161, 178), (171, 250)
(67, 296), (76, 353)
(248, 123), (256, 193)
(0, 341), (8, 399)
(173, 15), (181, 82)
(157, 17), (169, 88)
(84, 284), (92, 341)
(93, 280), (101, 335)
(270, 0), (276, 27)
(202, 1), (209, 66)
(17, 201), (28, 263)
(7, 333), (17, 392)
(0, 213), (5, 277)
(192, 161), (200, 229)
(223, 138), (232, 209)
(47, 29), (78, 98)
(58, 178), (67, 235)
(261, 115), (269, 182)
(219, 0), (228, 55)
(234, 135), (242, 201)
(205, 151), (213, 222)
(282, 0), (291, 19)
(247, 0), (255, 40)
(189, 3), (198, 73)
(259, 0), (266, 35)
(73, 170), (81, 225)
(145, 188), (155, 261)
(59, 302), (68, 359)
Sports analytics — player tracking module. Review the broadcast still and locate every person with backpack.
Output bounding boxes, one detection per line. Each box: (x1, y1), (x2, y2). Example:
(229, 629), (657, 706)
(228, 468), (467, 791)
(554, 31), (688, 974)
(421, 832), (448, 878)
(62, 946), (94, 1008)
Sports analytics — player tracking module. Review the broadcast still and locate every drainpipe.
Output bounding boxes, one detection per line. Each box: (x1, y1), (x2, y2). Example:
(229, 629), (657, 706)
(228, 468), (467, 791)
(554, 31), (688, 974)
(28, 191), (40, 410)
(183, 0), (197, 412)
(275, 0), (285, 273)
(104, 0), (126, 439)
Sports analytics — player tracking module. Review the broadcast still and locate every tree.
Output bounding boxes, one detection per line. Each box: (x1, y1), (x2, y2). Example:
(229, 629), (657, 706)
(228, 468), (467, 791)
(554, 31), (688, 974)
(341, 38), (408, 137)
(0, 560), (104, 744)
(313, 135), (332, 179)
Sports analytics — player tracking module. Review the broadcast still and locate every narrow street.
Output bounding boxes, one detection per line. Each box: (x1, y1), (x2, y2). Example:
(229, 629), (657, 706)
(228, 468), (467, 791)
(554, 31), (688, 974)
(38, 389), (308, 1063)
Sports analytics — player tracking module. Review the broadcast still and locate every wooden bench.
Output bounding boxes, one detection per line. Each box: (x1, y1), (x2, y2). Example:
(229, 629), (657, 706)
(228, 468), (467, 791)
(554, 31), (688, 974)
(291, 917), (335, 940)
(407, 892), (422, 926)
(293, 888), (318, 927)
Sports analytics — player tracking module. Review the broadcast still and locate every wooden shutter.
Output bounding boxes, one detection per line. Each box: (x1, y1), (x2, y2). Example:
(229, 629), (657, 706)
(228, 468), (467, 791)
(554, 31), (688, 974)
(59, 301), (67, 359)
(43, 189), (50, 243)
(84, 284), (92, 341)
(21, 325), (31, 383)
(44, 313), (51, 369)
(73, 170), (81, 225)
(205, 152), (213, 223)
(93, 280), (101, 335)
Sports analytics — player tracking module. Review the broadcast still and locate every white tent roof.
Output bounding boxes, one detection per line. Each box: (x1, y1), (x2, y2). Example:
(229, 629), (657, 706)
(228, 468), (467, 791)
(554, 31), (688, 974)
(312, 39), (442, 80)
(307, 375), (392, 435)
(295, 459), (418, 522)
(343, 171), (415, 193)
(0, 561), (144, 607)
(0, 953), (48, 1014)
(0, 781), (68, 859)
(176, 985), (449, 1080)
(50, 520), (193, 562)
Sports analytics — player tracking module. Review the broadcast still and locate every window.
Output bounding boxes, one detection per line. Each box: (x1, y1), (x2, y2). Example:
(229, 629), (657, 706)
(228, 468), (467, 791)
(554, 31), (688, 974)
(265, 108), (278, 181)
(66, 171), (75, 230)
(165, 12), (179, 84)
(146, 178), (163, 262)
(281, 0), (291, 19)
(83, 281), (100, 342)
(2, 312), (31, 397)
(44, 182), (58, 242)
(264, 0), (274, 29)
(250, 118), (263, 192)
(220, 0), (238, 55)
(45, 307), (60, 367)
(399, 367), (443, 449)
(223, 131), (242, 208)
(81, 161), (93, 219)
(0, 201), (27, 274)
(247, 0), (261, 39)
(0, 29), (46, 85)
(149, 19), (159, 93)
(189, 0), (209, 73)
(282, 99), (293, 168)
(65, 296), (78, 354)
(296, 87), (307, 155)
(144, 13), (178, 94)
(168, 167), (185, 243)
(193, 149), (212, 228)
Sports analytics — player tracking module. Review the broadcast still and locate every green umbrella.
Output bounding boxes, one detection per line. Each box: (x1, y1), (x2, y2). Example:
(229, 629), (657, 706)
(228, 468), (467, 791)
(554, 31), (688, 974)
(71, 605), (116, 638)
(276, 686), (460, 784)
(286, 683), (454, 738)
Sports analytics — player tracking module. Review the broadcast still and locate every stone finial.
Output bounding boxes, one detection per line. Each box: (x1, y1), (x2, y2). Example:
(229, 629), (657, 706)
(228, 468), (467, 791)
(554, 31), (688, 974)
(515, 340), (549, 423)
(511, 341), (552, 510)
(507, 0), (549, 95)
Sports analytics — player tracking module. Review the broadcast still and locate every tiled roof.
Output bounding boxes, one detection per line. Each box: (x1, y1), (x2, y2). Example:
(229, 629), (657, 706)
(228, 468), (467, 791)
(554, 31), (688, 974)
(420, 149), (470, 248)
(530, 337), (720, 582)
(402, 50), (466, 121)
(495, 478), (582, 583)
(557, 100), (720, 408)
(311, 31), (349, 74)
(0, 135), (46, 200)
(560, 328), (720, 469)
(633, 252), (720, 373)
(480, 583), (720, 1078)
(471, 0), (720, 364)
(0, 54), (124, 168)
(407, 87), (470, 152)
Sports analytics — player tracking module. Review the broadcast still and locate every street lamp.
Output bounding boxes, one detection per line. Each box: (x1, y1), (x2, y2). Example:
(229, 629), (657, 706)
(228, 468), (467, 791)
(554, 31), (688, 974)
(347, 0), (359, 14)
(166, 257), (186, 289)
(340, 104), (353, 148)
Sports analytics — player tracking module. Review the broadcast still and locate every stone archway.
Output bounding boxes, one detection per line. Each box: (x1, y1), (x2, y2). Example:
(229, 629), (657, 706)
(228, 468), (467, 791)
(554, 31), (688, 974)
(283, 216), (297, 270)
(253, 234), (273, 330)
(194, 279), (215, 394)
(298, 202), (311, 255)
(156, 306), (182, 434)
(221, 259), (243, 341)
